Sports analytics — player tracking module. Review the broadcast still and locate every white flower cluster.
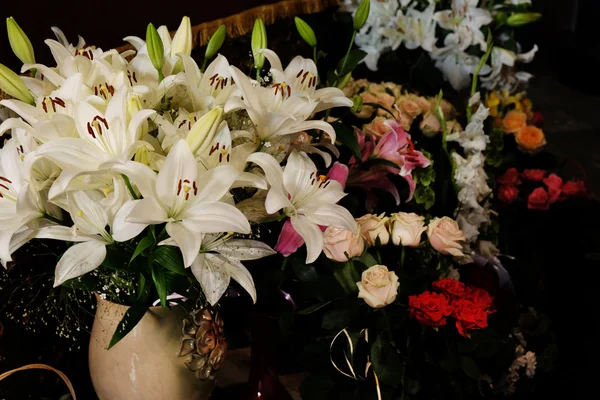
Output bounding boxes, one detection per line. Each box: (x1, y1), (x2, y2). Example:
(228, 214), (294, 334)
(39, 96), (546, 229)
(347, 0), (538, 91)
(447, 93), (492, 242)
(0, 18), (355, 304)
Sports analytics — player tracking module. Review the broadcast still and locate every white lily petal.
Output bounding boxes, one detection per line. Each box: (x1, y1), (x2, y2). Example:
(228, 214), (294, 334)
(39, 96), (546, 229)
(127, 197), (169, 224)
(283, 151), (317, 202)
(68, 191), (109, 236)
(112, 161), (158, 199)
(54, 240), (107, 287)
(34, 225), (98, 242)
(112, 200), (149, 242)
(214, 239), (276, 261)
(190, 253), (230, 306)
(156, 140), (198, 209)
(290, 215), (323, 264)
(304, 203), (357, 233)
(166, 221), (203, 268)
(224, 258), (257, 304)
(182, 202), (251, 234)
(231, 171), (268, 190)
(194, 164), (240, 203)
(246, 152), (291, 213)
(292, 120), (337, 143)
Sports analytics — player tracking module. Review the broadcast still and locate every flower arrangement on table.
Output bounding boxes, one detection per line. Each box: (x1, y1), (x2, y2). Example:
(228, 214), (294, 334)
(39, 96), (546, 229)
(0, 1), (550, 398)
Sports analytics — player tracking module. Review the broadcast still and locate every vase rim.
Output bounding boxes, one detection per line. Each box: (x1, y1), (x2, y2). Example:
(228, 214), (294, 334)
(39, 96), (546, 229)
(93, 292), (183, 311)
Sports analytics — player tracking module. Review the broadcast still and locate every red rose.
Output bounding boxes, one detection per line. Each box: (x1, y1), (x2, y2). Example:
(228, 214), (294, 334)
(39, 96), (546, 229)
(527, 187), (550, 210)
(452, 298), (490, 337)
(497, 185), (519, 204)
(531, 111), (544, 126)
(561, 180), (587, 199)
(464, 287), (495, 312)
(543, 173), (563, 203)
(521, 169), (546, 181)
(432, 278), (467, 298)
(409, 291), (453, 328)
(497, 168), (522, 186)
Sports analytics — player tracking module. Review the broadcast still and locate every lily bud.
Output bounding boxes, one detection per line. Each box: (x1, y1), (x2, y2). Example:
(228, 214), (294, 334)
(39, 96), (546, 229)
(146, 23), (164, 73)
(205, 25), (227, 61)
(134, 146), (151, 166)
(294, 17), (317, 48)
(186, 107), (224, 155)
(506, 12), (542, 27)
(353, 0), (371, 31)
(128, 96), (148, 138)
(171, 16), (192, 57)
(6, 17), (35, 65)
(251, 19), (267, 70)
(0, 63), (34, 104)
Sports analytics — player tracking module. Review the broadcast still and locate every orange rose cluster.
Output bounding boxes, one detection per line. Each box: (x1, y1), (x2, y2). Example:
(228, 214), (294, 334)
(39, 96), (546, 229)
(501, 110), (546, 152)
(409, 278), (494, 337)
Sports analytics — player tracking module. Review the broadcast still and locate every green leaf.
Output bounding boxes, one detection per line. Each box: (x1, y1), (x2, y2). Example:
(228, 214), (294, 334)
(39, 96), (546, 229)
(414, 185), (435, 209)
(108, 304), (147, 349)
(150, 262), (168, 308)
(130, 235), (154, 264)
(101, 246), (129, 270)
(336, 49), (367, 77)
(152, 246), (186, 275)
(361, 158), (400, 171)
(135, 273), (151, 304)
(297, 300), (333, 315)
(355, 251), (378, 268)
(461, 356), (481, 379)
(371, 335), (404, 386)
(331, 121), (362, 163)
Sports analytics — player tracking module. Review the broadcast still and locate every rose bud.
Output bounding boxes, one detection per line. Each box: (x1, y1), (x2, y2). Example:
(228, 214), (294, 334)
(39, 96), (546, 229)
(323, 226), (365, 262)
(389, 212), (426, 247)
(356, 265), (399, 308)
(356, 213), (389, 246)
(427, 217), (466, 256)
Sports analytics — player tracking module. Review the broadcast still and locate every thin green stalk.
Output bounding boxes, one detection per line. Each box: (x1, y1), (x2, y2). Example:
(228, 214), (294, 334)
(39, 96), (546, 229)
(43, 213), (65, 226)
(122, 174), (139, 200)
(280, 257), (289, 271)
(313, 46), (317, 64)
(375, 248), (382, 265)
(201, 58), (208, 73)
(400, 246), (406, 269)
(158, 70), (164, 82)
(337, 30), (357, 86)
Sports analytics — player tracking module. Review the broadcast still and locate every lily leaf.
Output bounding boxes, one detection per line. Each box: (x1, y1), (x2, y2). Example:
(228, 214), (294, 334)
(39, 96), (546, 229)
(108, 304), (147, 349)
(336, 49), (367, 77)
(331, 122), (362, 163)
(152, 246), (186, 275)
(150, 262), (168, 308)
(297, 300), (333, 315)
(461, 356), (481, 379)
(130, 235), (155, 264)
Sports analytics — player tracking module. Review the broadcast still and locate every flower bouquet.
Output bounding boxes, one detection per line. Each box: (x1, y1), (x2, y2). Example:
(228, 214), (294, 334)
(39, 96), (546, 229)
(0, 0), (555, 398)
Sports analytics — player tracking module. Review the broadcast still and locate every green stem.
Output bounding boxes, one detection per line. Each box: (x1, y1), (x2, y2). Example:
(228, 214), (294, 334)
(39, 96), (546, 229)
(158, 70), (164, 82)
(44, 213), (65, 226)
(201, 58), (208, 73)
(375, 248), (382, 265)
(337, 30), (357, 86)
(122, 174), (139, 200)
(280, 257), (289, 271)
(400, 246), (406, 270)
(313, 46), (318, 64)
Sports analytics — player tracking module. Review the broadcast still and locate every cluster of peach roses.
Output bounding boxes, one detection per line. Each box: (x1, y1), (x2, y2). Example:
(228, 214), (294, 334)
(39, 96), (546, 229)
(344, 79), (456, 136)
(487, 90), (546, 153)
(332, 215), (467, 309)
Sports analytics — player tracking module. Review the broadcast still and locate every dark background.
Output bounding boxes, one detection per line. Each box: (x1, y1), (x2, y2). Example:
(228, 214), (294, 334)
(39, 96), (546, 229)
(1, 0), (599, 399)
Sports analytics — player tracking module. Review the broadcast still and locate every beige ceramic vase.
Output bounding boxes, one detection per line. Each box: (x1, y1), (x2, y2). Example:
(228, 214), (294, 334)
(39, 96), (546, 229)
(89, 296), (218, 400)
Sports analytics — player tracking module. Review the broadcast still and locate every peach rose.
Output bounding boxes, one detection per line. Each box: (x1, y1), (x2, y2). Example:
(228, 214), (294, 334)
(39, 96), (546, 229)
(397, 96), (422, 118)
(416, 96), (431, 113)
(323, 226), (365, 262)
(368, 83), (385, 95)
(390, 212), (427, 247)
(376, 93), (395, 116)
(364, 116), (390, 138)
(382, 82), (402, 98)
(356, 93), (377, 118)
(357, 213), (390, 246)
(420, 111), (441, 137)
(515, 125), (546, 151)
(356, 265), (400, 308)
(502, 110), (527, 134)
(427, 217), (466, 256)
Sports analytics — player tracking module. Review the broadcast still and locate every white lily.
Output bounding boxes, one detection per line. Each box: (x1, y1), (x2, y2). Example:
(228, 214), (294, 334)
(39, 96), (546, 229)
(226, 66), (337, 144)
(246, 150), (356, 263)
(34, 190), (115, 286)
(185, 233), (276, 305)
(27, 86), (155, 198)
(112, 139), (251, 267)
(0, 138), (61, 265)
(434, 0), (492, 52)
(260, 49), (353, 113)
(481, 45), (538, 90)
(403, 5), (437, 52)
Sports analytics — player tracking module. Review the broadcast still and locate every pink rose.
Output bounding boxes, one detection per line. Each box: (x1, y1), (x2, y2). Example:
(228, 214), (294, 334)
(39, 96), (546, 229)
(390, 212), (426, 247)
(323, 226), (365, 262)
(427, 217), (466, 256)
(357, 213), (390, 246)
(356, 265), (400, 308)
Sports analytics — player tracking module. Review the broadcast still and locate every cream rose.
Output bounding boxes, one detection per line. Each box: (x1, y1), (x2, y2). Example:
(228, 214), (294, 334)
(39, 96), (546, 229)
(357, 265), (400, 308)
(323, 226), (365, 262)
(357, 213), (390, 246)
(419, 112), (441, 137)
(427, 217), (466, 256)
(389, 212), (426, 247)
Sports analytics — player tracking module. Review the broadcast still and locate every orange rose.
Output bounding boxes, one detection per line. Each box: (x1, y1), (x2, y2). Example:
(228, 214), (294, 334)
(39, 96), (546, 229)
(502, 110), (527, 134)
(515, 125), (546, 151)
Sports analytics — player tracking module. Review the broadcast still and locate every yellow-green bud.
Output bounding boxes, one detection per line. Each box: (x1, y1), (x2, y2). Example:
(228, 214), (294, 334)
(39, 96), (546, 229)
(205, 25), (227, 61)
(0, 63), (34, 104)
(351, 95), (363, 113)
(186, 107), (224, 155)
(294, 17), (317, 48)
(353, 0), (371, 31)
(506, 12), (542, 27)
(6, 17), (35, 65)
(171, 16), (192, 57)
(251, 19), (267, 70)
(146, 23), (164, 73)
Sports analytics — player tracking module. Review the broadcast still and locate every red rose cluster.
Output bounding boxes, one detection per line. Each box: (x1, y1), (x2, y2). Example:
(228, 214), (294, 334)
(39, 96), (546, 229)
(408, 278), (495, 338)
(496, 168), (587, 209)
